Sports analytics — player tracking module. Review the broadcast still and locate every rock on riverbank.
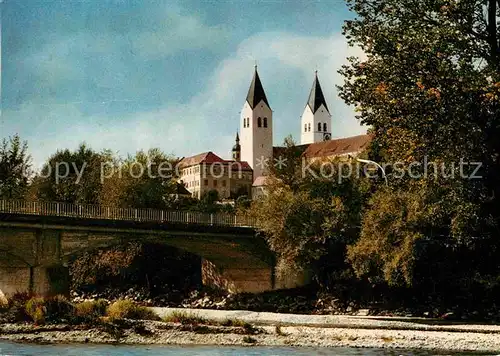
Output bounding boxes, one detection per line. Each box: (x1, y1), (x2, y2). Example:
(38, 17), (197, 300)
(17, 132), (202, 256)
(71, 286), (500, 322)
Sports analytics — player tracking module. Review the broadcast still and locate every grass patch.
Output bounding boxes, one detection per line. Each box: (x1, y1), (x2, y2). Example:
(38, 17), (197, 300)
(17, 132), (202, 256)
(381, 336), (394, 342)
(220, 318), (246, 327)
(3, 294), (160, 334)
(161, 312), (264, 335)
(163, 311), (207, 325)
(106, 300), (160, 321)
(74, 299), (107, 322)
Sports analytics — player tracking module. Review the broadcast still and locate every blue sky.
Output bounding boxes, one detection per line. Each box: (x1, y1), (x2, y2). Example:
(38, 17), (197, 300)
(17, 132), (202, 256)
(1, 0), (366, 169)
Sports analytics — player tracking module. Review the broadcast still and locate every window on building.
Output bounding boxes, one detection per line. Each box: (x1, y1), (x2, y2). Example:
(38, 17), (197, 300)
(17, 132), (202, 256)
(214, 180), (218, 187)
(204, 179), (208, 186)
(263, 117), (268, 128)
(243, 118), (246, 128)
(323, 123), (327, 132)
(308, 123), (311, 132)
(304, 124), (307, 132)
(257, 117), (262, 127)
(318, 122), (322, 131)
(222, 180), (226, 187)
(247, 118), (250, 127)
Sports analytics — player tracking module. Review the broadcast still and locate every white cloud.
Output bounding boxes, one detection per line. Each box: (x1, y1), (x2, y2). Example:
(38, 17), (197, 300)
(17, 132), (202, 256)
(131, 12), (229, 58)
(3, 30), (367, 169)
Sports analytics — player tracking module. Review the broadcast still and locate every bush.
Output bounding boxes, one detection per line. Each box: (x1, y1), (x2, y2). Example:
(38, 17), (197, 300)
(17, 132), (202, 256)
(106, 299), (159, 321)
(8, 292), (33, 309)
(1, 292), (34, 322)
(74, 299), (108, 323)
(25, 295), (74, 325)
(25, 297), (47, 324)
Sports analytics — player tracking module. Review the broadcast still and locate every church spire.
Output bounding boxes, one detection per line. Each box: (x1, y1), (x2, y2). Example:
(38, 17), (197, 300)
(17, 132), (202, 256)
(232, 132), (241, 162)
(246, 66), (270, 109)
(307, 71), (329, 114)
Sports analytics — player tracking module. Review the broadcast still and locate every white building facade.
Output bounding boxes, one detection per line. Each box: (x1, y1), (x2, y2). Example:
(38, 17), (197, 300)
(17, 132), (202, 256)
(240, 66), (273, 180)
(300, 71), (332, 145)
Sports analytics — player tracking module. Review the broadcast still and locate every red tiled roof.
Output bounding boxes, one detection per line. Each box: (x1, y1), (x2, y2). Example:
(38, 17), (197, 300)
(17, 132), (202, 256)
(178, 152), (224, 168)
(272, 134), (371, 160)
(224, 160), (253, 171)
(178, 152), (253, 172)
(302, 134), (371, 158)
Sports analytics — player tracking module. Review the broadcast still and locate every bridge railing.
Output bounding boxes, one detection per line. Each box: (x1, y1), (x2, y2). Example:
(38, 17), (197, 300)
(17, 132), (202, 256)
(0, 200), (256, 228)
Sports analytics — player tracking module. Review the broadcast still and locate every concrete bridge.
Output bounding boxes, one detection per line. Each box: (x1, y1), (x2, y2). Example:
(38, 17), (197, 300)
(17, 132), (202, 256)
(0, 200), (305, 298)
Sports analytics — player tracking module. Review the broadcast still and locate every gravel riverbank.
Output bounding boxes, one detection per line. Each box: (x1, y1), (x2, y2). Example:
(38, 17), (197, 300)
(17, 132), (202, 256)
(1, 308), (500, 352)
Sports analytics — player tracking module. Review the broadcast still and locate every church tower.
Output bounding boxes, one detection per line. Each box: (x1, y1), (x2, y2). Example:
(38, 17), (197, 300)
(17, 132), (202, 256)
(240, 66), (273, 179)
(300, 71), (331, 145)
(232, 132), (241, 162)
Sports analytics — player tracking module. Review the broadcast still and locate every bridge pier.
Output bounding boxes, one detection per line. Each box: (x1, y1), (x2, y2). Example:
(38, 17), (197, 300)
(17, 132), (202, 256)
(0, 264), (69, 298)
(0, 227), (69, 298)
(31, 264), (70, 297)
(0, 267), (31, 297)
(201, 259), (274, 293)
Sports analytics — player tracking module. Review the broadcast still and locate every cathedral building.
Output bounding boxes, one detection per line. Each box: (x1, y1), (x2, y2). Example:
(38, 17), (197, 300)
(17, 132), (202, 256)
(179, 66), (371, 200)
(300, 71), (332, 145)
(240, 66), (273, 179)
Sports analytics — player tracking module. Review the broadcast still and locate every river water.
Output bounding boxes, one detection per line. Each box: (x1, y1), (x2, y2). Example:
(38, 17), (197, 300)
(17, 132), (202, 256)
(0, 342), (487, 356)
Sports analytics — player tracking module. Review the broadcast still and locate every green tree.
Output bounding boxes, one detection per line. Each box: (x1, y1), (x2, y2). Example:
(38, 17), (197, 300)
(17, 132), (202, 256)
(29, 143), (105, 204)
(249, 138), (370, 283)
(269, 135), (307, 192)
(339, 0), (500, 286)
(116, 148), (179, 209)
(0, 135), (31, 199)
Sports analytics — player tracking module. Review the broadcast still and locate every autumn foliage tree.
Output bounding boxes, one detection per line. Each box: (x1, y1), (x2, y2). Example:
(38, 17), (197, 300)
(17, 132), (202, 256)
(339, 0), (500, 288)
(249, 139), (371, 285)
